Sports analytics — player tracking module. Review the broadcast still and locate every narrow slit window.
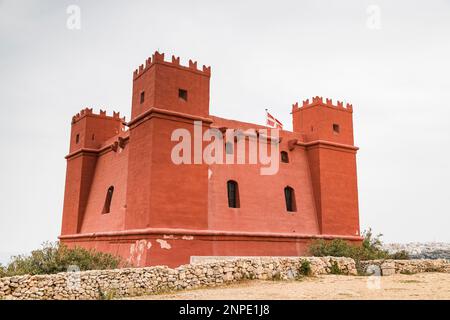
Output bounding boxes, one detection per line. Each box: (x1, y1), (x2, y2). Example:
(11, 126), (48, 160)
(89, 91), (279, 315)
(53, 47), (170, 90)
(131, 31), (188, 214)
(284, 186), (296, 212)
(179, 89), (188, 101)
(227, 180), (240, 208)
(140, 91), (145, 104)
(102, 186), (114, 214)
(333, 123), (340, 134)
(281, 151), (289, 163)
(75, 134), (80, 144)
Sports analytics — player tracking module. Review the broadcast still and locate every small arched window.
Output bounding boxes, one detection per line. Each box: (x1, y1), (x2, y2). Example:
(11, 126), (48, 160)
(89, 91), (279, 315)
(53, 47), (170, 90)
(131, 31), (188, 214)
(102, 186), (114, 214)
(281, 151), (289, 163)
(227, 180), (240, 208)
(284, 186), (296, 212)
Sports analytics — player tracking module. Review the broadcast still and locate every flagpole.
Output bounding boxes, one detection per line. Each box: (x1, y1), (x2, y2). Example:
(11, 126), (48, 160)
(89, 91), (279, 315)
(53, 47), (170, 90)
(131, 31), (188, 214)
(265, 108), (268, 127)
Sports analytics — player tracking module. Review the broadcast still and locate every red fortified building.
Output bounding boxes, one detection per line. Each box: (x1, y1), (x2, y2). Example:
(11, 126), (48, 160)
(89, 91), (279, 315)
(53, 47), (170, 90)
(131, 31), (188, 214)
(60, 52), (362, 267)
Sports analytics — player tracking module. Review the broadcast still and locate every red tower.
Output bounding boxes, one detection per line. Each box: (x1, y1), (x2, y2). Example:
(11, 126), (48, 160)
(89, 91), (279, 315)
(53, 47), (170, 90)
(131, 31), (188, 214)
(60, 52), (362, 267)
(292, 97), (360, 236)
(125, 52), (212, 231)
(62, 109), (124, 234)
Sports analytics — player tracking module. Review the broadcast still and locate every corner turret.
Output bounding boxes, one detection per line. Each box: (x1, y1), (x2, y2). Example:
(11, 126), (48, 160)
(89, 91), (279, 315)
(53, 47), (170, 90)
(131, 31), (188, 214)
(131, 51), (211, 121)
(69, 108), (125, 153)
(292, 96), (354, 145)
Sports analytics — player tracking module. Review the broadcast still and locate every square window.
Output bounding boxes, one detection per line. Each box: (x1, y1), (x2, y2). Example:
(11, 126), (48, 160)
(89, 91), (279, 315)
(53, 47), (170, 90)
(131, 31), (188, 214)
(281, 151), (289, 163)
(179, 89), (188, 101)
(333, 123), (340, 134)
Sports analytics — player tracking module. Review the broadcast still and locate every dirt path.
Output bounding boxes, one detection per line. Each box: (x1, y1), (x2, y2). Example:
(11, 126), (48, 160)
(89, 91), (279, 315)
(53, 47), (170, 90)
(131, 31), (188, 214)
(130, 273), (450, 300)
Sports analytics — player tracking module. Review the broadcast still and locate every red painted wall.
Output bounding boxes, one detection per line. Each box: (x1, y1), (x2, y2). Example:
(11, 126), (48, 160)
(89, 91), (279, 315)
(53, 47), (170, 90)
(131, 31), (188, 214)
(60, 231), (362, 268)
(207, 117), (320, 234)
(80, 144), (129, 233)
(147, 115), (210, 230)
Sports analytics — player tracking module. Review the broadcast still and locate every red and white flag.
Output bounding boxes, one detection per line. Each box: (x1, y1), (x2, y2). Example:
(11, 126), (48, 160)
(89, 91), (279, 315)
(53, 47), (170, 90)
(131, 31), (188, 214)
(266, 110), (283, 129)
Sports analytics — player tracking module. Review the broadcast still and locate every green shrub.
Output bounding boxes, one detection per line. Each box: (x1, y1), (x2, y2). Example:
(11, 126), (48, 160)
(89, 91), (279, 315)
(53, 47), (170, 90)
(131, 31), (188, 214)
(389, 250), (410, 260)
(0, 264), (5, 278)
(1, 242), (121, 277)
(298, 259), (312, 277)
(330, 261), (342, 275)
(308, 229), (409, 274)
(309, 239), (355, 258)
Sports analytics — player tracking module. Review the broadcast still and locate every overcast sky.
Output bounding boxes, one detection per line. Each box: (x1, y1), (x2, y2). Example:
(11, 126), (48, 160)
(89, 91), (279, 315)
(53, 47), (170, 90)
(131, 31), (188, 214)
(1, 0), (449, 262)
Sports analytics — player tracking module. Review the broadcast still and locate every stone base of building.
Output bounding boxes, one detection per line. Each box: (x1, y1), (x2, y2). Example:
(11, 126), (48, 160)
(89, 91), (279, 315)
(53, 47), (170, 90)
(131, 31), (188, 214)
(59, 228), (363, 268)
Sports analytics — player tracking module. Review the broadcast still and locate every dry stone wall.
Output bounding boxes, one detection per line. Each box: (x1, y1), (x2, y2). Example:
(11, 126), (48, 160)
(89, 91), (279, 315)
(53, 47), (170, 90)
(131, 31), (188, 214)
(0, 257), (355, 300)
(1, 257), (448, 300)
(361, 259), (450, 275)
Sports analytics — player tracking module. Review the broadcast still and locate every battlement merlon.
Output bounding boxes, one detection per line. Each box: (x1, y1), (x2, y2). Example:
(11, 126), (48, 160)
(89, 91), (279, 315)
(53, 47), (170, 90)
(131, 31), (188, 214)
(71, 108), (126, 125)
(133, 51), (212, 80)
(292, 96), (353, 113)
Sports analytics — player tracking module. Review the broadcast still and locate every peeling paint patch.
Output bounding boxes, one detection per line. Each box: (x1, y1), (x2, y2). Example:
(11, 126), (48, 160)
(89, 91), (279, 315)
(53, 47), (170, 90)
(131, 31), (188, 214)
(156, 239), (172, 249)
(127, 240), (148, 267)
(128, 244), (135, 255)
(182, 236), (194, 240)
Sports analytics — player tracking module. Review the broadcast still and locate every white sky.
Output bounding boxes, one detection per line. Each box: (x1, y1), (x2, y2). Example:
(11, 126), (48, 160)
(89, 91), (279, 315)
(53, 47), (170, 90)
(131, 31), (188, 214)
(1, 0), (449, 261)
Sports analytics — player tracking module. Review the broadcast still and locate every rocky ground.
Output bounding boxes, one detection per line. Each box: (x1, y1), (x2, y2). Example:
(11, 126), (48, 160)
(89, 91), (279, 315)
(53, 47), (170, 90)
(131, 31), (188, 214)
(131, 273), (450, 300)
(383, 242), (450, 259)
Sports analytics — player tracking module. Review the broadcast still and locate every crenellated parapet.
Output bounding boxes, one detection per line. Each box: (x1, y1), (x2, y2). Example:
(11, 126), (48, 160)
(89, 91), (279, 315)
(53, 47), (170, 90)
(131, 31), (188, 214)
(72, 108), (126, 124)
(292, 96), (353, 113)
(133, 51), (211, 80)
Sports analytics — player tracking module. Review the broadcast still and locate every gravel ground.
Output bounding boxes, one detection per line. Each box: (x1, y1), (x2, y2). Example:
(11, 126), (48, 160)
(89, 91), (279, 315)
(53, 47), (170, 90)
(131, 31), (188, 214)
(129, 273), (450, 300)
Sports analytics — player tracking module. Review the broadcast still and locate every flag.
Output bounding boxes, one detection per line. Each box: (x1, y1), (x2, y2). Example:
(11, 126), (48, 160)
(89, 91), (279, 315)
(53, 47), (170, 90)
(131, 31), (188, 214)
(266, 110), (283, 129)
